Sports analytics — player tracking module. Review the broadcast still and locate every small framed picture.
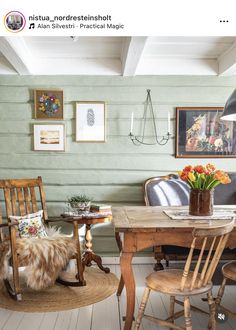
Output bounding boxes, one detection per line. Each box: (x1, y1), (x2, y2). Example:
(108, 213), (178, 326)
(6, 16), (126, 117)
(176, 107), (236, 158)
(76, 102), (106, 142)
(34, 90), (63, 120)
(33, 124), (65, 151)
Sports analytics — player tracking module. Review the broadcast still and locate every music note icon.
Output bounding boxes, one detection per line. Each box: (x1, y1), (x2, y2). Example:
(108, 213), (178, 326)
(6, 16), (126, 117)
(29, 23), (35, 29)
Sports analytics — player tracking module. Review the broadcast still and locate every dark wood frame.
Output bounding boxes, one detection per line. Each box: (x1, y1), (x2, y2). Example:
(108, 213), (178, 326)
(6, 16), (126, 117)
(34, 89), (64, 120)
(175, 107), (236, 158)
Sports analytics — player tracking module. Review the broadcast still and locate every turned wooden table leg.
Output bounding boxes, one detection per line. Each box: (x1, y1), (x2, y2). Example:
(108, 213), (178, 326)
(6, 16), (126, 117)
(83, 224), (93, 267)
(82, 224), (110, 273)
(120, 251), (135, 330)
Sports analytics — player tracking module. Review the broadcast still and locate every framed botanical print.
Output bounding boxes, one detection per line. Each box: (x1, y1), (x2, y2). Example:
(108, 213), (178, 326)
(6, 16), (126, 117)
(34, 90), (63, 120)
(176, 107), (236, 158)
(76, 102), (106, 142)
(33, 124), (65, 151)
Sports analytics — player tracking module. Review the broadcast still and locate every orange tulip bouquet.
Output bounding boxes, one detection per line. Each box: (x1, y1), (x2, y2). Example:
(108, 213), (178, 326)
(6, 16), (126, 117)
(179, 164), (231, 190)
(179, 164), (231, 216)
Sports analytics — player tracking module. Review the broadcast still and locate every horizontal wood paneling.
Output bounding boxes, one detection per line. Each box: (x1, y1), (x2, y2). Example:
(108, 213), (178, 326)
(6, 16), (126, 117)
(0, 118), (175, 136)
(0, 85), (234, 103)
(0, 169), (166, 184)
(1, 75), (236, 86)
(0, 103), (226, 120)
(0, 153), (235, 171)
(1, 75), (236, 255)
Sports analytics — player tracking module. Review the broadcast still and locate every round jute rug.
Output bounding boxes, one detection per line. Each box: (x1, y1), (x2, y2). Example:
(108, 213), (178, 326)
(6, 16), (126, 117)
(0, 268), (119, 312)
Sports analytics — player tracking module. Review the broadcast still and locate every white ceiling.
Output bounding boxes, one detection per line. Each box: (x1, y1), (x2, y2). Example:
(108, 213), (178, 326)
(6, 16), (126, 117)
(0, 36), (236, 76)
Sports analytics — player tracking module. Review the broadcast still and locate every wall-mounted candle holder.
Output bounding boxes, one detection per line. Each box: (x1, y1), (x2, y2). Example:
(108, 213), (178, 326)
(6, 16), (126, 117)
(129, 89), (171, 146)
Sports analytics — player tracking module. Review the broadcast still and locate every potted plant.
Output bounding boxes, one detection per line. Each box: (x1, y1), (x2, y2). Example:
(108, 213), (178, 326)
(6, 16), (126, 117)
(68, 194), (92, 213)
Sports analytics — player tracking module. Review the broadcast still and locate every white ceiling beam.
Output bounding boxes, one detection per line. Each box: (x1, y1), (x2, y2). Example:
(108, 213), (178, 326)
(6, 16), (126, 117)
(0, 37), (32, 75)
(218, 41), (236, 76)
(121, 37), (148, 76)
(136, 58), (218, 75)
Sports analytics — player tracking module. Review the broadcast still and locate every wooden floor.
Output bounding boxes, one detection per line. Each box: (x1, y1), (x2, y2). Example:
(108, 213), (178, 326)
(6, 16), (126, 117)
(1, 263), (236, 330)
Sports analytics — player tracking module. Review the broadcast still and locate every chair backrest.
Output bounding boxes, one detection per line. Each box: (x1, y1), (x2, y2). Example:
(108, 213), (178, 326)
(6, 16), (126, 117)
(180, 221), (234, 291)
(0, 176), (48, 222)
(144, 174), (190, 206)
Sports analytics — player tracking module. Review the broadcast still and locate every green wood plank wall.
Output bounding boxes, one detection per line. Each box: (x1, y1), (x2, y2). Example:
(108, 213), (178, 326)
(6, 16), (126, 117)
(0, 75), (236, 255)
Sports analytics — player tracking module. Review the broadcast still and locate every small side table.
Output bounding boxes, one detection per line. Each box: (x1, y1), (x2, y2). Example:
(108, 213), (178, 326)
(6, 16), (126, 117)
(61, 213), (112, 274)
(82, 218), (111, 273)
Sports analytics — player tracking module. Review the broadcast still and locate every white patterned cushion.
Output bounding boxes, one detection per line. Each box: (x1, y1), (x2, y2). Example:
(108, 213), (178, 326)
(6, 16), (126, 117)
(9, 210), (47, 238)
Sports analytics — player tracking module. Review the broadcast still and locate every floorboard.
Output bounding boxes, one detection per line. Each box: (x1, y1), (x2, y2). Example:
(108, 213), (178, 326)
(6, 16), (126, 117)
(0, 263), (236, 330)
(1, 311), (24, 330)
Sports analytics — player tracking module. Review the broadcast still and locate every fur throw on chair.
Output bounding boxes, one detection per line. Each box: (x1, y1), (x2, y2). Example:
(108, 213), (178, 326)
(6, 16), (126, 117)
(0, 228), (78, 290)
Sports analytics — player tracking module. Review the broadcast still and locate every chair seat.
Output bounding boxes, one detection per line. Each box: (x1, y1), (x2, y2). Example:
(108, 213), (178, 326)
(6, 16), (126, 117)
(222, 261), (236, 281)
(146, 269), (212, 296)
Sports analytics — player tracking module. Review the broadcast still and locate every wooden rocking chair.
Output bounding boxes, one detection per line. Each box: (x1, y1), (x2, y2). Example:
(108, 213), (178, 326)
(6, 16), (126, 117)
(0, 176), (86, 300)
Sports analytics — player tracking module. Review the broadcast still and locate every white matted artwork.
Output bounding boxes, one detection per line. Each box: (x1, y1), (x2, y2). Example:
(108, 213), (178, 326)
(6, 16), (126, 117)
(33, 124), (65, 151)
(76, 102), (106, 142)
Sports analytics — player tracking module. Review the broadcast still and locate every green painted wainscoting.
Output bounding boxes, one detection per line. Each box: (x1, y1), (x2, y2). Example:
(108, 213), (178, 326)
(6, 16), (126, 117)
(0, 75), (236, 256)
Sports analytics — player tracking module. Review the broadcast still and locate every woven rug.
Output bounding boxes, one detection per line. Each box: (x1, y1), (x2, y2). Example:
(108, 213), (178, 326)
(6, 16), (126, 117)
(0, 267), (119, 312)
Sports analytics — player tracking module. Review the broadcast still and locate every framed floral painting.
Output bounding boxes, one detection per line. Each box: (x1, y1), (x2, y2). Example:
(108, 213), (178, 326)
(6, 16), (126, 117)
(34, 90), (63, 120)
(176, 107), (236, 158)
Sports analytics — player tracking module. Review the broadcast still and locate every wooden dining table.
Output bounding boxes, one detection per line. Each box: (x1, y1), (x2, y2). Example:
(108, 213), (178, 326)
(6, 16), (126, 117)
(112, 205), (236, 330)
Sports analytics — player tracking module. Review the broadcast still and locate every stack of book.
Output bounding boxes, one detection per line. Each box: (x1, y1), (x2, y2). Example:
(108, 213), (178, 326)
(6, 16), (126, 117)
(90, 203), (112, 215)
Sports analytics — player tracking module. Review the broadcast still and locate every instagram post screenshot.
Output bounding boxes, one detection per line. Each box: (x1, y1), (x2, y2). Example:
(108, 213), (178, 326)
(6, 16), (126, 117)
(0, 1), (236, 329)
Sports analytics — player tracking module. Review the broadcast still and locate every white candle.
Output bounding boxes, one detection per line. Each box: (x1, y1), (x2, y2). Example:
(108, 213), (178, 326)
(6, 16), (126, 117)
(130, 112), (134, 133)
(167, 112), (170, 133)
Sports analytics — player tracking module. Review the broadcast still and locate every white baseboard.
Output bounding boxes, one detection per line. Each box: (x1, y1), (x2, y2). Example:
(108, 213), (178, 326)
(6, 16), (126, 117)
(101, 256), (155, 265)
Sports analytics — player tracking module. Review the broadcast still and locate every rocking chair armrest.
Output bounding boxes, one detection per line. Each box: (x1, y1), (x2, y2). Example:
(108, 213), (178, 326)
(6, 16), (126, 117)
(0, 220), (18, 228)
(0, 223), (8, 228)
(0, 220), (18, 242)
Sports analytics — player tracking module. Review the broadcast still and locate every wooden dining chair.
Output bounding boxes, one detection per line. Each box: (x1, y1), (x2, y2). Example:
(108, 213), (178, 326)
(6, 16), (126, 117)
(134, 221), (234, 330)
(0, 176), (85, 300)
(215, 261), (236, 320)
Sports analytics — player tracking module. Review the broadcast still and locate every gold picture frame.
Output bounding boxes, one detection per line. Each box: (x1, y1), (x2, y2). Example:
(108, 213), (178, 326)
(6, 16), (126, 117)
(34, 89), (63, 120)
(33, 124), (65, 151)
(76, 101), (106, 142)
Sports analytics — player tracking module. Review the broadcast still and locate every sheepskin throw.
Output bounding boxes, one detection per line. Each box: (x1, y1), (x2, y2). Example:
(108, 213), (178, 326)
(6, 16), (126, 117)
(0, 229), (78, 290)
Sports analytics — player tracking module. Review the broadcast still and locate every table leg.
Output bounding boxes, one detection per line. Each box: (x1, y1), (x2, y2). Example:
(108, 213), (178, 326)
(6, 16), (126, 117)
(74, 222), (86, 285)
(82, 224), (110, 273)
(115, 232), (125, 296)
(117, 275), (124, 296)
(120, 252), (135, 330)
